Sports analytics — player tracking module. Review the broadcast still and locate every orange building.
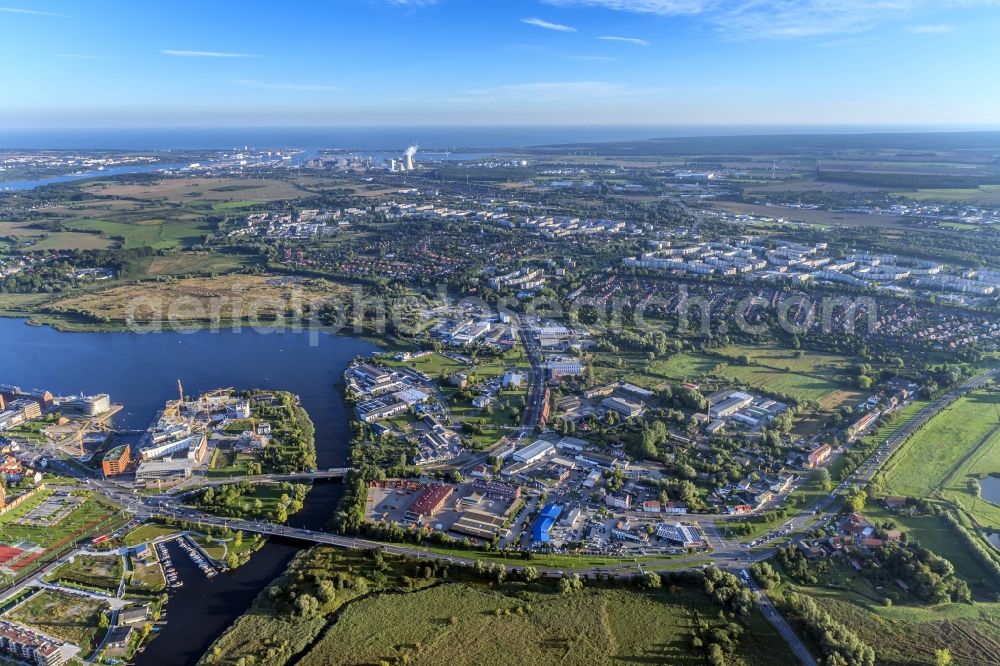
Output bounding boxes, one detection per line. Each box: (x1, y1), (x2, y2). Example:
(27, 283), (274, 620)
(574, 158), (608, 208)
(102, 444), (131, 477)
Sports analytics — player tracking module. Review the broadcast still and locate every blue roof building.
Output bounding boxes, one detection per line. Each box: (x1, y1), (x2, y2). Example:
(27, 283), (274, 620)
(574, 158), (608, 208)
(531, 503), (562, 543)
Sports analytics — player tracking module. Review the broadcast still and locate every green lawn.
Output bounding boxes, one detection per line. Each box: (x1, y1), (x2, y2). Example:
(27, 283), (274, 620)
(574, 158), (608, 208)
(939, 427), (1000, 530)
(123, 523), (181, 546)
(641, 350), (851, 405)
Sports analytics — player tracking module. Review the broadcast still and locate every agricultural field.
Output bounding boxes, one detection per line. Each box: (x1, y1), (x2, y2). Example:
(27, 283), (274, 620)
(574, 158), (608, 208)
(45, 554), (123, 592)
(299, 583), (796, 666)
(6, 588), (109, 654)
(883, 390), (1000, 498)
(44, 273), (350, 325)
(211, 200), (264, 211)
(64, 217), (213, 249)
(711, 201), (909, 228)
(893, 184), (1000, 204)
(0, 220), (114, 251)
(80, 176), (304, 204)
(136, 251), (261, 278)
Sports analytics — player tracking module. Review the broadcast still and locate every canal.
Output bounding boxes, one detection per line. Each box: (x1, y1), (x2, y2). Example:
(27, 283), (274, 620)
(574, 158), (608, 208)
(0, 317), (378, 664)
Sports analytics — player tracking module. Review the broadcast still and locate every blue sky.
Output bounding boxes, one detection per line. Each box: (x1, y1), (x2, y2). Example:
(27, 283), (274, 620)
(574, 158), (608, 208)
(2, 0), (999, 127)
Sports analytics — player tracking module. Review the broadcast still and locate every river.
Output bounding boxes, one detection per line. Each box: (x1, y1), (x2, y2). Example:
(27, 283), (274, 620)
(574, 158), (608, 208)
(0, 163), (190, 191)
(0, 317), (378, 664)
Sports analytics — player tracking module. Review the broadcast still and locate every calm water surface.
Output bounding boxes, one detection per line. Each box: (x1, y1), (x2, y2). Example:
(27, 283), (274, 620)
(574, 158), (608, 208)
(0, 317), (378, 664)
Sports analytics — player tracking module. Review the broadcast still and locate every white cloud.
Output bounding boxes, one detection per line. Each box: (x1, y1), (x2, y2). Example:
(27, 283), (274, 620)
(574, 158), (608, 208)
(598, 35), (652, 45)
(161, 49), (257, 58)
(544, 0), (713, 15)
(545, 1), (1000, 39)
(521, 17), (577, 32)
(233, 79), (338, 92)
(904, 23), (955, 33)
(0, 6), (68, 17)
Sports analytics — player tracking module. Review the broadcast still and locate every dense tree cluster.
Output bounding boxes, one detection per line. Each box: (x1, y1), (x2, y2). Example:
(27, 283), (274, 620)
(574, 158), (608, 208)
(779, 592), (875, 666)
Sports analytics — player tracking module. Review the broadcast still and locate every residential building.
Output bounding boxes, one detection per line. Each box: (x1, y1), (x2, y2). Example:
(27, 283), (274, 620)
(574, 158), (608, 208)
(0, 620), (65, 666)
(605, 493), (632, 510)
(807, 443), (832, 468)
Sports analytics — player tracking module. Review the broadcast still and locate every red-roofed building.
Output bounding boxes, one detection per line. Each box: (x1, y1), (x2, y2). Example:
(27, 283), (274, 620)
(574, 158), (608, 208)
(408, 483), (454, 517)
(807, 443), (831, 468)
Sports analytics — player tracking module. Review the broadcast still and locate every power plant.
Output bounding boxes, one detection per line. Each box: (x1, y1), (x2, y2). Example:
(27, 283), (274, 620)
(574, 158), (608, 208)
(389, 145), (418, 172)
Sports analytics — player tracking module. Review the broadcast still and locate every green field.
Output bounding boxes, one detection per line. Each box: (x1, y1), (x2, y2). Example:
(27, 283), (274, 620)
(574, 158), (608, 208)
(884, 391), (1000, 498)
(715, 344), (854, 374)
(211, 200), (264, 211)
(65, 218), (213, 249)
(299, 583), (795, 666)
(123, 523), (180, 546)
(644, 351), (849, 404)
(894, 184), (1000, 204)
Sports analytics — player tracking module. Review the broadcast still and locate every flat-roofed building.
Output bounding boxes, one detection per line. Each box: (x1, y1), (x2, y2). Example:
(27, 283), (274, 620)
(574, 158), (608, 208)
(102, 444), (131, 477)
(60, 393), (111, 416)
(135, 458), (194, 484)
(513, 439), (555, 464)
(601, 396), (643, 418)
